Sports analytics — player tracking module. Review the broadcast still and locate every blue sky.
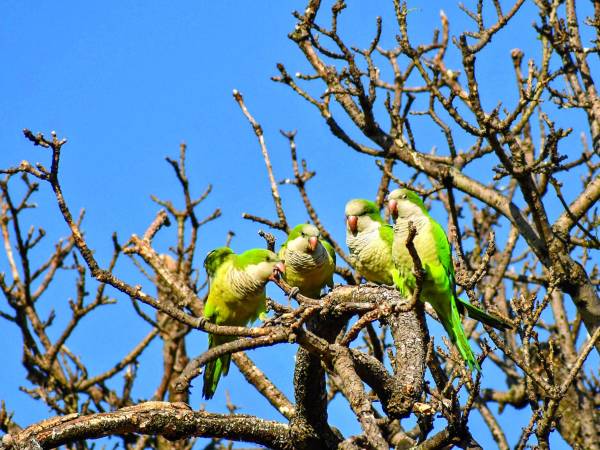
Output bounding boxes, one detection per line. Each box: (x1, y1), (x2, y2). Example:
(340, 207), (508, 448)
(1, 1), (595, 448)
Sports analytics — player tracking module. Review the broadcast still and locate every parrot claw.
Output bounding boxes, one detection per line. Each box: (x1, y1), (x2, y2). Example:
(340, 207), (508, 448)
(287, 286), (300, 305)
(362, 281), (381, 288)
(261, 316), (278, 327)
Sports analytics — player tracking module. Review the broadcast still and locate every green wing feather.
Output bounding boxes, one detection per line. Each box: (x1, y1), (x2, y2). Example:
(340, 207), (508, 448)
(277, 241), (288, 261)
(428, 219), (454, 281)
(321, 239), (336, 288)
(429, 217), (512, 331)
(202, 249), (235, 399)
(428, 218), (480, 370)
(202, 334), (232, 399)
(378, 223), (394, 247)
(203, 248), (233, 324)
(321, 239), (336, 265)
(457, 298), (513, 330)
(378, 224), (398, 284)
(443, 293), (479, 371)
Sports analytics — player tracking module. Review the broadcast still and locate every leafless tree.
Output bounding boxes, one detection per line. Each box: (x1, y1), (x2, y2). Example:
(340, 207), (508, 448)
(1, 1), (599, 449)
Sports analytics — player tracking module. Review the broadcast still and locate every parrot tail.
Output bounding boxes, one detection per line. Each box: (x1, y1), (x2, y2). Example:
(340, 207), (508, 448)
(202, 334), (232, 400)
(456, 298), (513, 331)
(436, 296), (481, 372)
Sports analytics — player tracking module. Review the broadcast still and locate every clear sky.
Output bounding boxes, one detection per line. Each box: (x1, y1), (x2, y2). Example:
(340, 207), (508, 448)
(1, 1), (594, 449)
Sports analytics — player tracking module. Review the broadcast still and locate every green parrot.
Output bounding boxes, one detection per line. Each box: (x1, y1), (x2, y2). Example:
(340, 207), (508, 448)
(202, 247), (284, 399)
(344, 199), (397, 285)
(387, 188), (511, 370)
(278, 223), (336, 298)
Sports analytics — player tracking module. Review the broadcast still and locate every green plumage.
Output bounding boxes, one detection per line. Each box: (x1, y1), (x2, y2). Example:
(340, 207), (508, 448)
(345, 199), (397, 285)
(389, 189), (511, 371)
(202, 247), (281, 399)
(278, 223), (336, 298)
(456, 298), (512, 330)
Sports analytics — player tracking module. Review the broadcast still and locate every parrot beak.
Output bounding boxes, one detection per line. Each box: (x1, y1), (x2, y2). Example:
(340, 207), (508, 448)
(274, 261), (286, 275)
(388, 200), (398, 221)
(308, 236), (318, 252)
(347, 215), (358, 233)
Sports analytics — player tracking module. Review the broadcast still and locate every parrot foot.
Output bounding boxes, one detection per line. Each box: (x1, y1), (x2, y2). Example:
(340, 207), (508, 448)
(287, 286), (300, 305)
(362, 281), (381, 288)
(261, 316), (279, 327)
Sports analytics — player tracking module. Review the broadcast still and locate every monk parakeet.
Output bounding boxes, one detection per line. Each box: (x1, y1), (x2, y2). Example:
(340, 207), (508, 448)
(278, 223), (336, 298)
(202, 247), (284, 399)
(387, 188), (511, 370)
(345, 199), (397, 285)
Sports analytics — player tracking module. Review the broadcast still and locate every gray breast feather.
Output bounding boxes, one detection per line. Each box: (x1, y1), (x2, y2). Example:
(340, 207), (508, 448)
(285, 247), (327, 270)
(227, 268), (263, 297)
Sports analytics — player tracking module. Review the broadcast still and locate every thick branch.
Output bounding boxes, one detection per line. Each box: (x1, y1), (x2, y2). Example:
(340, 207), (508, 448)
(4, 402), (291, 450)
(331, 346), (388, 450)
(232, 351), (296, 420)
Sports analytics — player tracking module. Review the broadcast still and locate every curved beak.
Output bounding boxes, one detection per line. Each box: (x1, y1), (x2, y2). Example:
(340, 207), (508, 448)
(274, 261), (286, 276)
(308, 236), (318, 252)
(347, 215), (358, 233)
(388, 199), (398, 221)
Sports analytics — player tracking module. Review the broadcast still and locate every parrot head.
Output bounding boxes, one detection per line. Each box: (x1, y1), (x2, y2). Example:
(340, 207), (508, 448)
(236, 249), (285, 282)
(387, 189), (426, 221)
(286, 223), (321, 253)
(344, 199), (383, 235)
(204, 247), (235, 277)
